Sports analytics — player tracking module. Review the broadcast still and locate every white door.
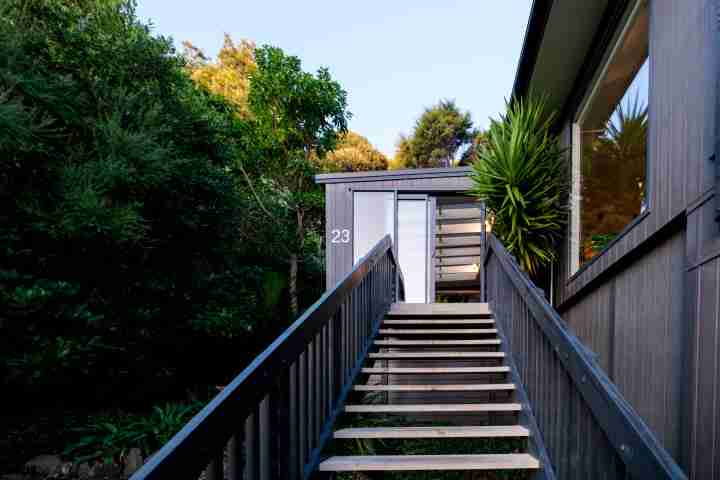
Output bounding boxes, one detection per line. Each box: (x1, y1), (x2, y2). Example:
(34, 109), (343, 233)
(353, 192), (395, 263)
(397, 199), (428, 303)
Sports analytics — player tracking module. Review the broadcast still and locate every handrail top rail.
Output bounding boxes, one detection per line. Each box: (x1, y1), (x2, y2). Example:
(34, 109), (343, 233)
(132, 234), (398, 480)
(485, 233), (686, 480)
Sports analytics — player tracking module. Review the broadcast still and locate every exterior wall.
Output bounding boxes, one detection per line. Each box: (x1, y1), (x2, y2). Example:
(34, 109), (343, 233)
(561, 231), (686, 458)
(551, 0), (719, 476)
(323, 176), (473, 289)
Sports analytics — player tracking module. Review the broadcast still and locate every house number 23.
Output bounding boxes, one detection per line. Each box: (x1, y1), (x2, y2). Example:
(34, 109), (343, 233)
(331, 229), (350, 244)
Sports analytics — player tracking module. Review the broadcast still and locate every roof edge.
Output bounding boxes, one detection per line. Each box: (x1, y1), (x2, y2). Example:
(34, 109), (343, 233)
(314, 166), (473, 185)
(511, 0), (555, 100)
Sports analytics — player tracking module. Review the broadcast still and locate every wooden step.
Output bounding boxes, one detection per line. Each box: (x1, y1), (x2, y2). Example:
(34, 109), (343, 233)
(368, 351), (505, 359)
(362, 367), (509, 375)
(345, 403), (522, 414)
(318, 454), (540, 472)
(383, 319), (493, 325)
(375, 339), (501, 346)
(334, 425), (530, 439)
(387, 303), (491, 318)
(354, 383), (516, 392)
(379, 328), (498, 335)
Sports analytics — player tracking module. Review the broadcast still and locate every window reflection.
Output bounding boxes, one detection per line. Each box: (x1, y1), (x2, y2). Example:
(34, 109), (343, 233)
(578, 2), (649, 265)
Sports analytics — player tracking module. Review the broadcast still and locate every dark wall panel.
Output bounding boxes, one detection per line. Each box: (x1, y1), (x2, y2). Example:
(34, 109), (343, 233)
(560, 230), (686, 461)
(686, 252), (720, 478)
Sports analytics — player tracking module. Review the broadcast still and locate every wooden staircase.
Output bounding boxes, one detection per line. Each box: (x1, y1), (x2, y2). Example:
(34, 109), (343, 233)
(319, 303), (541, 476)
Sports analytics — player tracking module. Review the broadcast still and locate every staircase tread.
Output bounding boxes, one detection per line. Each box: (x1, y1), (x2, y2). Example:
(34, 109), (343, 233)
(387, 303), (491, 318)
(345, 403), (522, 413)
(368, 352), (505, 359)
(362, 366), (509, 374)
(334, 425), (530, 439)
(318, 453), (540, 471)
(383, 320), (494, 325)
(375, 339), (501, 346)
(379, 328), (498, 334)
(354, 383), (516, 392)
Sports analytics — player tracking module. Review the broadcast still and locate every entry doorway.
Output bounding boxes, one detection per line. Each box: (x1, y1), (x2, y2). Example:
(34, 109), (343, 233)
(351, 192), (483, 304)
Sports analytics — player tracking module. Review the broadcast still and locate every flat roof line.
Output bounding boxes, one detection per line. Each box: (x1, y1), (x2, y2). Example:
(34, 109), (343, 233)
(314, 166), (473, 184)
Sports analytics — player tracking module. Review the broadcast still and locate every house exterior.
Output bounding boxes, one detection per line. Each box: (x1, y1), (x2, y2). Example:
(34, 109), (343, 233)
(513, 0), (719, 477)
(314, 167), (485, 303)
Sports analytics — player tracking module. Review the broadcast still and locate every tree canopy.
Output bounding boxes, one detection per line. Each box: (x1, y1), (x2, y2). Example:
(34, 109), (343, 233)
(315, 131), (388, 172)
(391, 100), (474, 168)
(0, 1), (350, 466)
(183, 35), (256, 118)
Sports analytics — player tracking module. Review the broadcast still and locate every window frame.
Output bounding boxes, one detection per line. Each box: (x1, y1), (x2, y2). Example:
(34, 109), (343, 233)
(569, 0), (652, 277)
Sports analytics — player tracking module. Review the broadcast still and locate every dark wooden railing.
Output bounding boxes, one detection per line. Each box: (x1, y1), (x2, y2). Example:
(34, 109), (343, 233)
(484, 234), (686, 480)
(131, 235), (403, 480)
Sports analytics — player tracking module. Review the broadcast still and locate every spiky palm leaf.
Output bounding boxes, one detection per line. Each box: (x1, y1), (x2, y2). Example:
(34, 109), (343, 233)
(470, 96), (568, 275)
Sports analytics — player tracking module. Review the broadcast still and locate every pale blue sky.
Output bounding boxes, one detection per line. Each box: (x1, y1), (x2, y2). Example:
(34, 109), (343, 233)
(137, 1), (532, 157)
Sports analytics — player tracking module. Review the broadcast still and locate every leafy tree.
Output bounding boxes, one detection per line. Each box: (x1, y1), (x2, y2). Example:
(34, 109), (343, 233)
(315, 131), (388, 172)
(460, 130), (489, 166)
(239, 45), (351, 315)
(183, 35), (256, 119)
(390, 133), (414, 169)
(0, 0), (274, 411)
(469, 96), (567, 275)
(410, 99), (473, 168)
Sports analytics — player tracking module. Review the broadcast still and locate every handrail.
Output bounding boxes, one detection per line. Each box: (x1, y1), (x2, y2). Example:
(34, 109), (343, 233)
(485, 234), (686, 480)
(131, 235), (402, 480)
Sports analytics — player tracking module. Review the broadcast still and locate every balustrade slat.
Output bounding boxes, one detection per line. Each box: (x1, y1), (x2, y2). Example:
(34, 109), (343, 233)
(204, 451), (223, 480)
(269, 367), (291, 479)
(306, 340), (315, 454)
(259, 396), (270, 480)
(227, 434), (242, 480)
(297, 351), (306, 475)
(244, 410), (260, 480)
(314, 331), (322, 449)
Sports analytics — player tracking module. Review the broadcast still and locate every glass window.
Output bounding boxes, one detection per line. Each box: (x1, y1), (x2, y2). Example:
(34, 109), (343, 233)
(353, 192), (395, 263)
(398, 200), (428, 303)
(575, 1), (649, 267)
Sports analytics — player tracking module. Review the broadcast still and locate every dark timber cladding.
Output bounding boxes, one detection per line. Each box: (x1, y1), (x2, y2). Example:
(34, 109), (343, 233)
(513, 0), (719, 477)
(315, 167), (477, 291)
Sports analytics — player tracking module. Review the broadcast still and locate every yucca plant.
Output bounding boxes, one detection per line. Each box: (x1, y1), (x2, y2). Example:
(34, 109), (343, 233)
(470, 95), (568, 275)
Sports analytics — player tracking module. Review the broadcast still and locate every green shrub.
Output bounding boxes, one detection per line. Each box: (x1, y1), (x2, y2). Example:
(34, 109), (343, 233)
(64, 402), (204, 463)
(470, 95), (568, 275)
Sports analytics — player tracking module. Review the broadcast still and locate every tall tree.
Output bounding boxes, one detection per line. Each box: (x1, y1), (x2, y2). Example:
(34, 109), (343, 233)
(411, 99), (473, 168)
(241, 46), (351, 316)
(315, 131), (388, 172)
(0, 0), (262, 408)
(460, 130), (489, 166)
(390, 133), (415, 169)
(183, 35), (256, 118)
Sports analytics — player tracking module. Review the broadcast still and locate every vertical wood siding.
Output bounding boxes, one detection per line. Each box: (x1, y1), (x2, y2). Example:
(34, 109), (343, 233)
(685, 242), (720, 478)
(561, 231), (686, 460)
(549, 0), (718, 476)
